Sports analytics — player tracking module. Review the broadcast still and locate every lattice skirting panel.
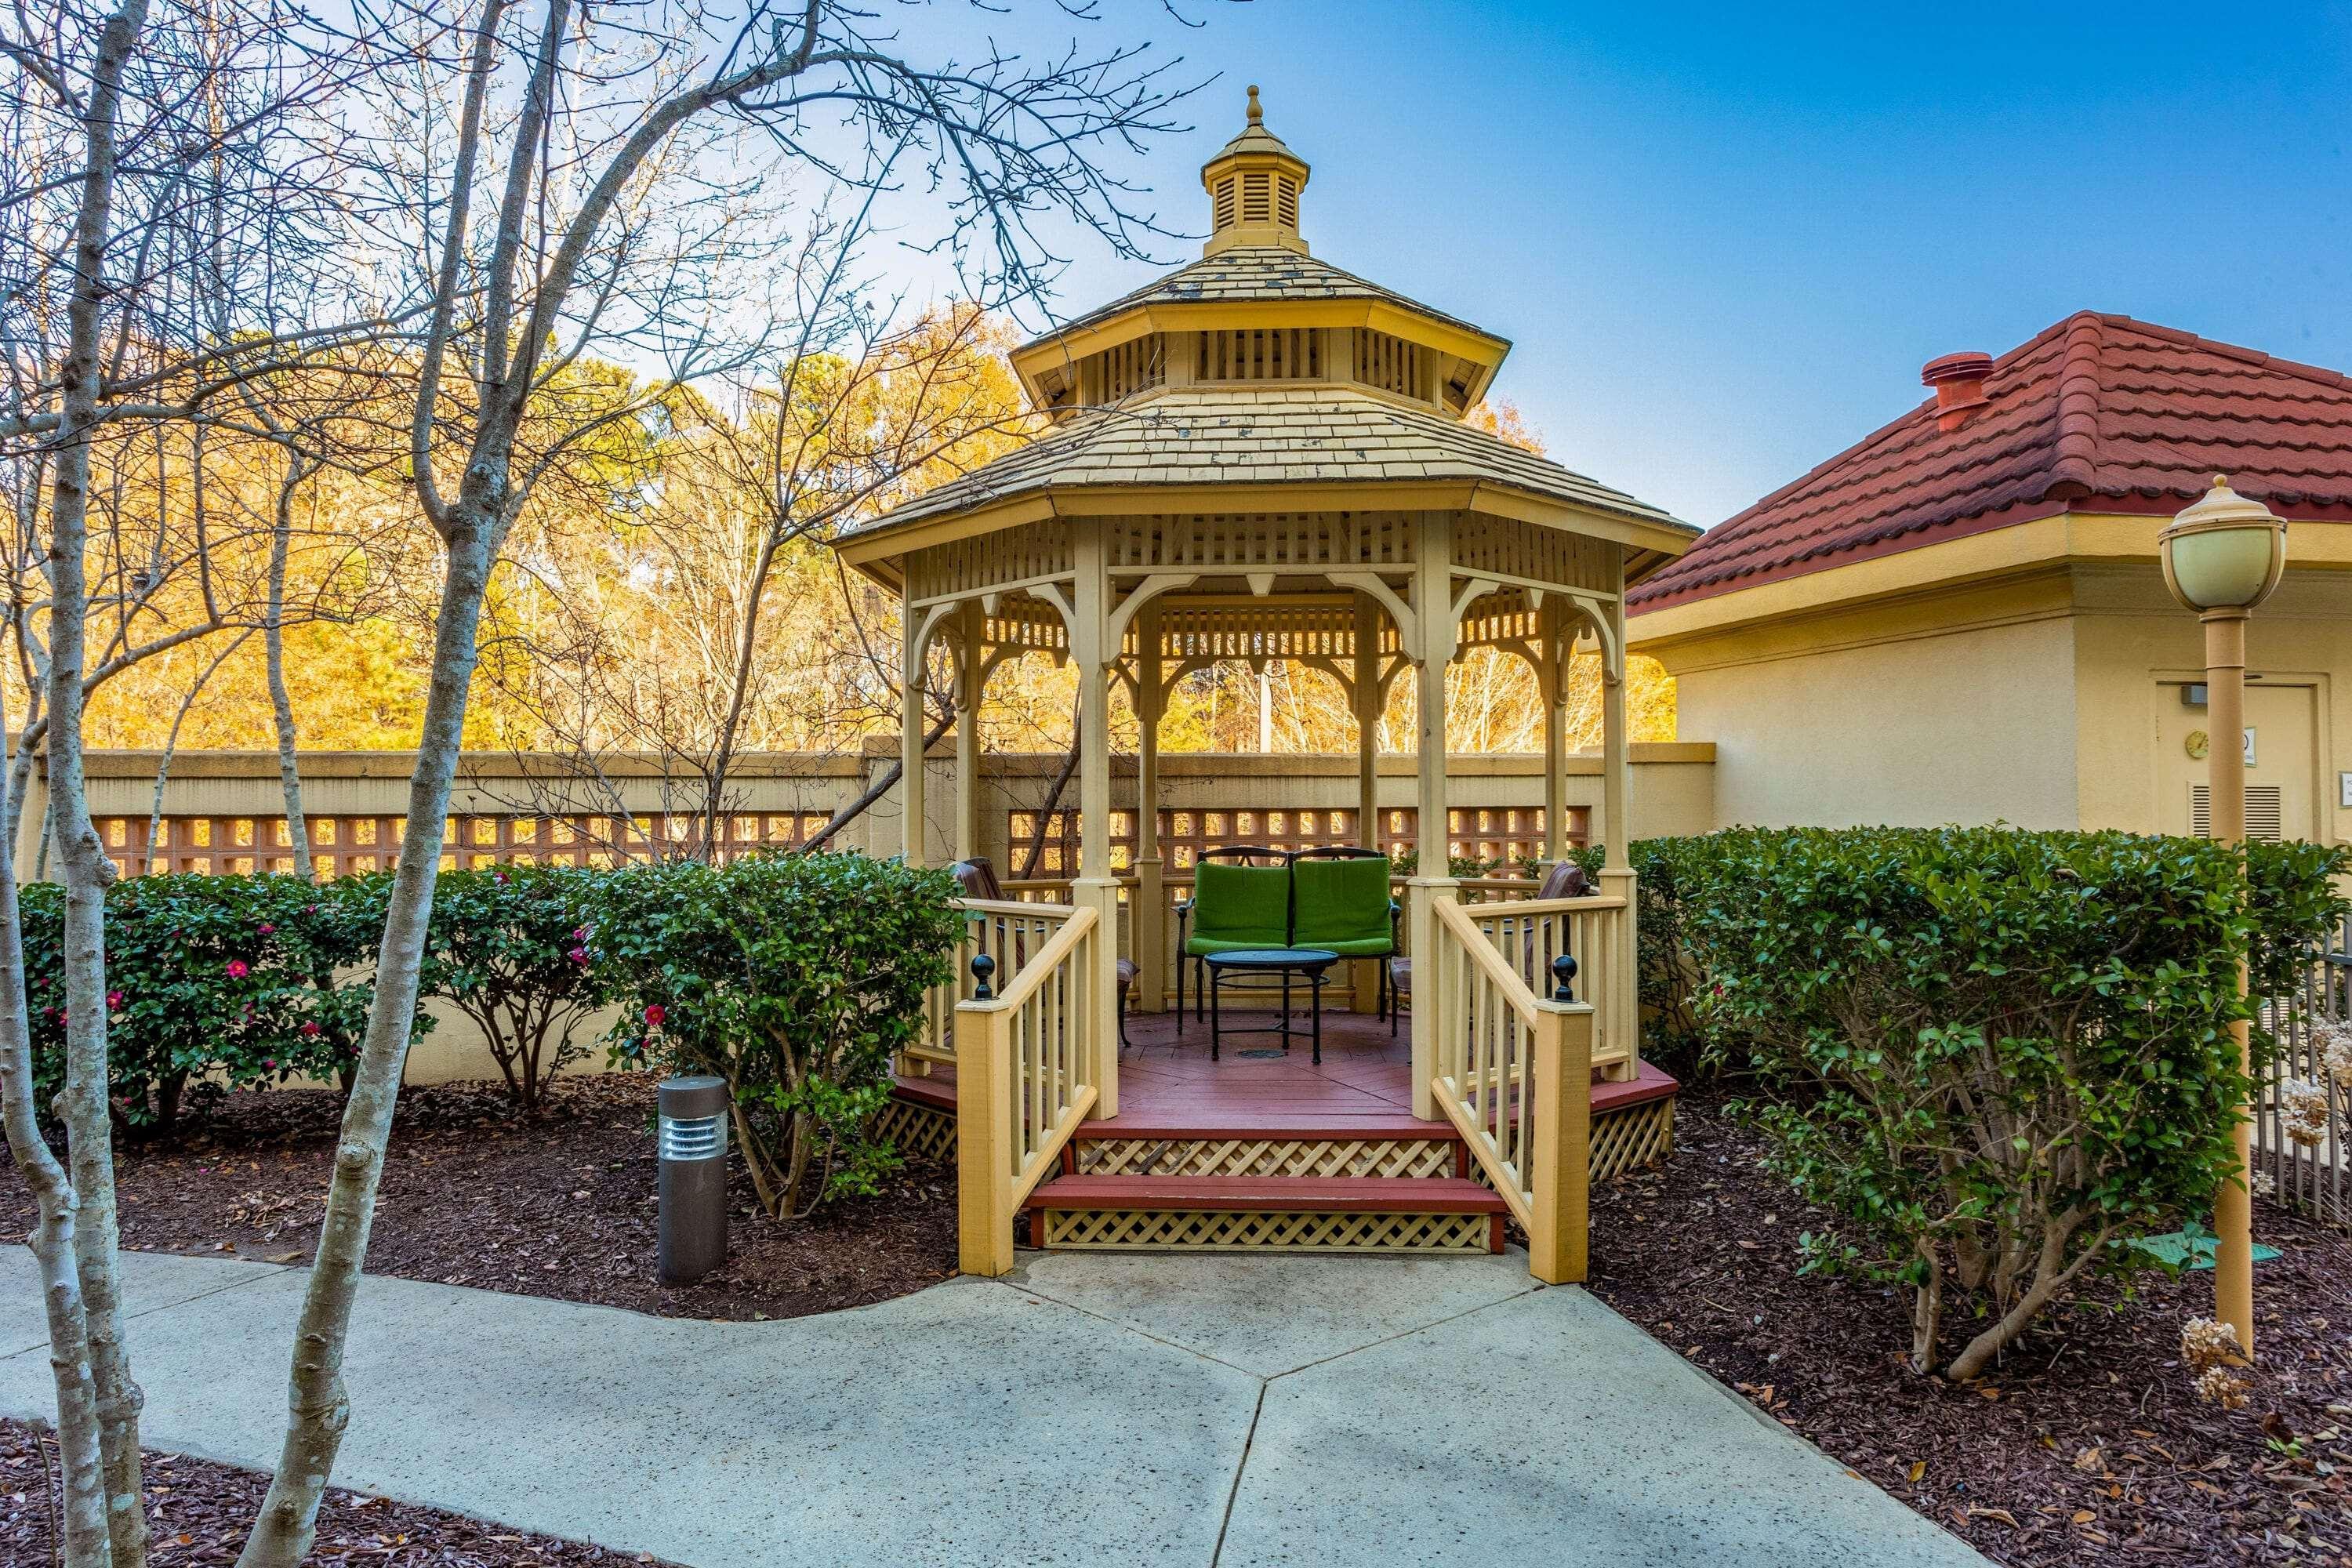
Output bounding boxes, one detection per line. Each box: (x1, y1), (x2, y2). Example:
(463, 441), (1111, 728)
(874, 1097), (958, 1163)
(1076, 1137), (1455, 1179)
(1036, 1207), (1498, 1254)
(1590, 1097), (1674, 1183)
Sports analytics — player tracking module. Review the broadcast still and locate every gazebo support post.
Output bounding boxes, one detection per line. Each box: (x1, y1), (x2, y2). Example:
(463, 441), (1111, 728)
(953, 602), (983, 865)
(1072, 523), (1120, 1116)
(1134, 601), (1166, 1013)
(1406, 512), (1457, 1120)
(1595, 597), (1638, 1080)
(1540, 598), (1567, 866)
(1352, 592), (1385, 1014)
(902, 619), (929, 866)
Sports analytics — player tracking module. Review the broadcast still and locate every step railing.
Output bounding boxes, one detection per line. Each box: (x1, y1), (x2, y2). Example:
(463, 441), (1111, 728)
(909, 898), (1078, 1070)
(955, 904), (1104, 1275)
(1463, 892), (1635, 1079)
(1426, 897), (1593, 1283)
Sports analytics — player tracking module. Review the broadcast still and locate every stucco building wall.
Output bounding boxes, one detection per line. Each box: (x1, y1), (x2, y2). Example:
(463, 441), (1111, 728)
(1649, 578), (2082, 830)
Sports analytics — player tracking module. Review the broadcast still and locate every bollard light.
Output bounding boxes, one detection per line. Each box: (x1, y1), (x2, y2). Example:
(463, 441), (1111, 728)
(657, 1075), (729, 1284)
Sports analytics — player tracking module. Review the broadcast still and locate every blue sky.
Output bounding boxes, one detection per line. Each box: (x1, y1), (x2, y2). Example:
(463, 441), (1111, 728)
(875, 0), (2352, 528)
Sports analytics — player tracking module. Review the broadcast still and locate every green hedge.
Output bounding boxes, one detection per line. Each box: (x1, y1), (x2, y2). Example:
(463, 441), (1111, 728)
(588, 853), (964, 1218)
(22, 872), (421, 1132)
(1646, 825), (2348, 1380)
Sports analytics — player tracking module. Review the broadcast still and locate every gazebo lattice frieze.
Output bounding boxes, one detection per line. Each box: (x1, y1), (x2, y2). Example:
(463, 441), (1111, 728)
(836, 86), (1697, 1281)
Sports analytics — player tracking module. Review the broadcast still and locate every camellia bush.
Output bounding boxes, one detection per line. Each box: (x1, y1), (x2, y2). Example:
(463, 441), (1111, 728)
(23, 872), (425, 1132)
(423, 863), (608, 1112)
(1677, 825), (2350, 1381)
(590, 851), (964, 1218)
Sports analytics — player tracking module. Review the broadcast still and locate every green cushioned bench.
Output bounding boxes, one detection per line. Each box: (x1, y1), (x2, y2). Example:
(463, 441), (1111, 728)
(1175, 848), (1398, 1034)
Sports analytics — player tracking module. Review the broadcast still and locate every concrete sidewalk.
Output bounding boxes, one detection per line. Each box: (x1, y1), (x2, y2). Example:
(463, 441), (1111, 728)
(0, 1248), (1987, 1567)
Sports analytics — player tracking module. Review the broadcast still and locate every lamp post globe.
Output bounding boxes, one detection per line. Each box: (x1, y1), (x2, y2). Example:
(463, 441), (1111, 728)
(2160, 474), (2288, 614)
(2165, 474), (2288, 1366)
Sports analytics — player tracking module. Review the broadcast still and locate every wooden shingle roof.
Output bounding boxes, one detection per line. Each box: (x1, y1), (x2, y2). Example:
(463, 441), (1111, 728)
(1018, 248), (1499, 352)
(843, 385), (1690, 539)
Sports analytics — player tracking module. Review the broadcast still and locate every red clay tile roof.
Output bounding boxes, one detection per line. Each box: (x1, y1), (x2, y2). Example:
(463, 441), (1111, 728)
(1628, 312), (2352, 613)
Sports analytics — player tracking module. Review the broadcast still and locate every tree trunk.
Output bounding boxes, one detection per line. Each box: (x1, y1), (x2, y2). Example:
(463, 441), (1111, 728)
(1942, 1218), (2103, 1382)
(265, 461), (314, 880)
(235, 524), (497, 1567)
(1018, 717), (1080, 879)
(798, 706), (956, 855)
(0, 749), (113, 1567)
(1907, 1242), (1943, 1376)
(45, 6), (154, 1563)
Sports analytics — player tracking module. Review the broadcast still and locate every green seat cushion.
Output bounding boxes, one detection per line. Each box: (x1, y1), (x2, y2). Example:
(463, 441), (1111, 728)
(1291, 855), (1393, 953)
(1185, 934), (1293, 956)
(1312, 936), (1396, 957)
(1188, 861), (1290, 950)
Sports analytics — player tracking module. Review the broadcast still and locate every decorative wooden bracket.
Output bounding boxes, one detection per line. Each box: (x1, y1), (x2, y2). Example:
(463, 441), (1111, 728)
(1105, 572), (1199, 656)
(1327, 570), (1417, 653)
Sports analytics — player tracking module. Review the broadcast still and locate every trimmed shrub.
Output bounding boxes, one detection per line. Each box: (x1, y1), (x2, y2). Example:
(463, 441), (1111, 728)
(423, 863), (608, 1112)
(590, 851), (964, 1218)
(24, 872), (421, 1133)
(1679, 826), (2349, 1381)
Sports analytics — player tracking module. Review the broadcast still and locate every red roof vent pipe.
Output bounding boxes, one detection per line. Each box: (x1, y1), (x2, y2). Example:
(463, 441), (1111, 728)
(1922, 350), (1994, 432)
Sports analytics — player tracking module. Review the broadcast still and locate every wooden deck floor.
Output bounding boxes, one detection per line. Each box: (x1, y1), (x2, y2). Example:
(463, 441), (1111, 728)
(895, 1006), (1675, 1140)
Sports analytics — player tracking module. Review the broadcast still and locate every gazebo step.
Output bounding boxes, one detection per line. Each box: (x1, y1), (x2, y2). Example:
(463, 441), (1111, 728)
(1024, 1174), (1507, 1254)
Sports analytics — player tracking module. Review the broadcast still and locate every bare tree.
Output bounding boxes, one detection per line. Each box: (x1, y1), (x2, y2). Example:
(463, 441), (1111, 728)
(2, 2), (415, 1562)
(234, 5), (1200, 1561)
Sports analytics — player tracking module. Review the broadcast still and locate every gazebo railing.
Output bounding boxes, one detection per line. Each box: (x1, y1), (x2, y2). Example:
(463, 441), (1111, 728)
(954, 905), (1103, 1274)
(1424, 898), (1592, 1283)
(1462, 894), (1635, 1079)
(909, 897), (1078, 1070)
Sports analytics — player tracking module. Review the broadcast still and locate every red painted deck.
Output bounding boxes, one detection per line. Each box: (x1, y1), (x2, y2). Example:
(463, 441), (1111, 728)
(895, 1006), (1677, 1139)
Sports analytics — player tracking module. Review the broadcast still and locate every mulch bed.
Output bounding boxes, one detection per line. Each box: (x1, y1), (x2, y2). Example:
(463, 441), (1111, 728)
(0, 1075), (959, 1323)
(0, 1417), (673, 1566)
(1586, 1083), (2352, 1567)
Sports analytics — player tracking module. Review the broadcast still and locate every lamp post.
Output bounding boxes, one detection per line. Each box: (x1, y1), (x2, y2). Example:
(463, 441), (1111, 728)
(2159, 474), (2288, 1361)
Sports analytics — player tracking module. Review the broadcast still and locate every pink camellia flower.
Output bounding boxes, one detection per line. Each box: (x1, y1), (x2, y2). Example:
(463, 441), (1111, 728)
(299, 1022), (322, 1038)
(572, 927), (587, 941)
(225, 959), (249, 979)
(56, 1011), (66, 1029)
(106, 989), (123, 1010)
(258, 923), (276, 935)
(568, 946), (589, 964)
(263, 1058), (277, 1071)
(644, 1004), (666, 1028)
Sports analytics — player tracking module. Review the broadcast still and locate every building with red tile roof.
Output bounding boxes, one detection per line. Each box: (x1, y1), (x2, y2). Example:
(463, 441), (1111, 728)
(1628, 313), (2352, 841)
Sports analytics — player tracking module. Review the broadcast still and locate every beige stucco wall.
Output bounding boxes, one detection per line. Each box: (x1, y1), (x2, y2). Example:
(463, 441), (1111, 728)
(1642, 575), (2082, 830)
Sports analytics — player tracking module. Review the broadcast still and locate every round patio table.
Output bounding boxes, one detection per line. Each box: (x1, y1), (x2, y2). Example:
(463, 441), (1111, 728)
(1203, 947), (1340, 1065)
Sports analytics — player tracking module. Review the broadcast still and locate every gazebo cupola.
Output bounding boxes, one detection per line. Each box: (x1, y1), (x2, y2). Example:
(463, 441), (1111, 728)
(1200, 85), (1310, 256)
(1003, 88), (1515, 420)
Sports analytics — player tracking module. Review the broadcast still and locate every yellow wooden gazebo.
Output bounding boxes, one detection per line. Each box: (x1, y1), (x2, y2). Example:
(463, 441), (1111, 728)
(839, 89), (1696, 1280)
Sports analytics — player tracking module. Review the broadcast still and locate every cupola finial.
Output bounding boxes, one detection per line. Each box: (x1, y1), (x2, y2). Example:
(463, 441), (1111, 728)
(1247, 84), (1262, 126)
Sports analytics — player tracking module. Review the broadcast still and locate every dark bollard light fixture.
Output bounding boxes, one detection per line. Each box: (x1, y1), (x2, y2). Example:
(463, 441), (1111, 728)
(657, 1075), (729, 1283)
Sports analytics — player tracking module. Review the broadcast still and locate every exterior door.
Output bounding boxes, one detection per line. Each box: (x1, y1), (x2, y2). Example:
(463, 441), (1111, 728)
(2157, 681), (2320, 842)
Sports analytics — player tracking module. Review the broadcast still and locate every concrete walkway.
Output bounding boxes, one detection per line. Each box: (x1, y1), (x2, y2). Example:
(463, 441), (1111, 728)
(0, 1248), (1987, 1567)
